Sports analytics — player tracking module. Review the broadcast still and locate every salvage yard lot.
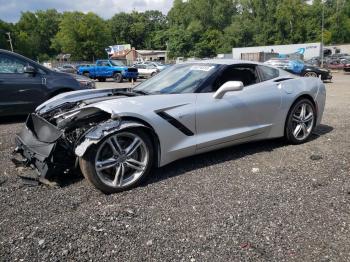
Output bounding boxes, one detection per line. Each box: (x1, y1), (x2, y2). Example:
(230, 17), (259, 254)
(0, 73), (349, 261)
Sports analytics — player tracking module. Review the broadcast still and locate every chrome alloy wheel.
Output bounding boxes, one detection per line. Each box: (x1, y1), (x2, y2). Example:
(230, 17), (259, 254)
(291, 103), (314, 141)
(94, 132), (149, 188)
(304, 72), (318, 77)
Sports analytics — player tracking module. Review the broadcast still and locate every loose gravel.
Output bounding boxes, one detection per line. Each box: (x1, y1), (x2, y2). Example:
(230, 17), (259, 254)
(0, 73), (349, 261)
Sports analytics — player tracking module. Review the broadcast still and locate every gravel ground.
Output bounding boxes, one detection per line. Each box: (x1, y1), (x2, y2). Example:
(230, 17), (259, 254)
(0, 73), (349, 261)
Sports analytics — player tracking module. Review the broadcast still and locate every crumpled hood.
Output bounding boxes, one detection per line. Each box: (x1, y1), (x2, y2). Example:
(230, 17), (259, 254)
(36, 88), (128, 114)
(35, 88), (196, 125)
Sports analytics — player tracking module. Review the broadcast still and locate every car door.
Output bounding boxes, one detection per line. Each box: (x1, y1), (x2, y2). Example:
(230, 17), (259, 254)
(195, 64), (282, 152)
(95, 61), (104, 77)
(0, 53), (47, 116)
(103, 61), (112, 77)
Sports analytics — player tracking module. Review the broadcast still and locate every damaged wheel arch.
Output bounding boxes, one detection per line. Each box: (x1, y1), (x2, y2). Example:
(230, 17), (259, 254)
(74, 117), (161, 168)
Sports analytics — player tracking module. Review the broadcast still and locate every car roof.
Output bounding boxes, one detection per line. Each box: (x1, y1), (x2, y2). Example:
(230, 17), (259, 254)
(183, 59), (263, 66)
(0, 49), (49, 72)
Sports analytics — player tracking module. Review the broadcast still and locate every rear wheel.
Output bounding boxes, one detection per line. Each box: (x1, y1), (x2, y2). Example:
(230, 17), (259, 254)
(113, 72), (123, 83)
(83, 72), (90, 78)
(304, 71), (318, 78)
(285, 99), (316, 144)
(79, 129), (154, 194)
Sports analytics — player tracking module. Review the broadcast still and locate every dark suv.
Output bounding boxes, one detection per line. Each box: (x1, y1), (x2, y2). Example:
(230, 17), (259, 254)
(0, 49), (95, 116)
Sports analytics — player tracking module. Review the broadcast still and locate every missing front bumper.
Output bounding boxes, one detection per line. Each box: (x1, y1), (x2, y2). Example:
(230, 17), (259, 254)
(13, 114), (73, 182)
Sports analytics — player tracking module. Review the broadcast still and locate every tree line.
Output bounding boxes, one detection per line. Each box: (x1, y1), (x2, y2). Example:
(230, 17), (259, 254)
(0, 0), (349, 61)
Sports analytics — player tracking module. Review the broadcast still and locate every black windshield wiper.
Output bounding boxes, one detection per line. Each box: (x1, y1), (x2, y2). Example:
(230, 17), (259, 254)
(132, 90), (149, 95)
(111, 89), (138, 96)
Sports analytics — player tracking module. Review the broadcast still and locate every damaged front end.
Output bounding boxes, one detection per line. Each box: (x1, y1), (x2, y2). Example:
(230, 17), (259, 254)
(12, 89), (145, 185)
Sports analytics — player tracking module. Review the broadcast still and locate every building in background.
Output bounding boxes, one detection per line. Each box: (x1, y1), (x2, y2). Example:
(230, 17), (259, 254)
(232, 43), (322, 61)
(108, 44), (167, 65)
(136, 50), (167, 62)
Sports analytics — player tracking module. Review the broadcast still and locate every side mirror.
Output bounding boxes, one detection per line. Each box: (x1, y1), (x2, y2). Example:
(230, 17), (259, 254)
(24, 65), (36, 75)
(213, 81), (244, 99)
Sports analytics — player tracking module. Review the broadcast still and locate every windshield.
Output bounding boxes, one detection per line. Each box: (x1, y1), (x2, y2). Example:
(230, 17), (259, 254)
(134, 63), (218, 94)
(110, 60), (125, 66)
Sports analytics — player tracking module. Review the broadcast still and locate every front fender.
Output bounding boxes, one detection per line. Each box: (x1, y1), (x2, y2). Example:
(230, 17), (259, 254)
(75, 120), (148, 157)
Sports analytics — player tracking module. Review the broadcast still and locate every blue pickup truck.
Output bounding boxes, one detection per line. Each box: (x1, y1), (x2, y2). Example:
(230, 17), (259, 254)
(78, 60), (138, 82)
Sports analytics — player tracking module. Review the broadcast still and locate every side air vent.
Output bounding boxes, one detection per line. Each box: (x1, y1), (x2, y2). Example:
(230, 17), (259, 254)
(156, 111), (194, 136)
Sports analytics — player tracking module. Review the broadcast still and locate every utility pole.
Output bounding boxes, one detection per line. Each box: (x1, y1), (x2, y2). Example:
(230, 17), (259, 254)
(6, 32), (13, 52)
(321, 1), (325, 68)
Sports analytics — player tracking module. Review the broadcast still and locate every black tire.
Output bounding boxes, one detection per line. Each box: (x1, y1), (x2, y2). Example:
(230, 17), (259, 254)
(151, 72), (156, 77)
(113, 72), (123, 83)
(79, 128), (154, 194)
(285, 98), (316, 144)
(83, 72), (90, 78)
(133, 78), (137, 82)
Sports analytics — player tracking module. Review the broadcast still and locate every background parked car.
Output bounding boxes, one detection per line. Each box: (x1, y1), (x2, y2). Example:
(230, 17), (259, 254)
(54, 64), (78, 74)
(0, 49), (95, 116)
(134, 63), (159, 78)
(265, 58), (332, 81)
(139, 61), (168, 71)
(343, 61), (350, 72)
(325, 59), (347, 70)
(75, 64), (94, 71)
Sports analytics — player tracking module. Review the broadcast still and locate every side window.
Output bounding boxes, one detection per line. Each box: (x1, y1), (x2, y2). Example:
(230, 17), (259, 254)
(258, 65), (279, 81)
(211, 65), (259, 92)
(0, 54), (26, 74)
(96, 61), (102, 66)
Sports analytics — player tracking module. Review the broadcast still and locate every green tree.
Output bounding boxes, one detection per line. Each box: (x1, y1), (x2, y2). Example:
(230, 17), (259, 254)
(13, 10), (61, 60)
(53, 12), (111, 60)
(109, 10), (167, 49)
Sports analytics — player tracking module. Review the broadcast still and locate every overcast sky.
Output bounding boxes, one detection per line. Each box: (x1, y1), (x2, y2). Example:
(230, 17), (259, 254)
(0, 0), (174, 23)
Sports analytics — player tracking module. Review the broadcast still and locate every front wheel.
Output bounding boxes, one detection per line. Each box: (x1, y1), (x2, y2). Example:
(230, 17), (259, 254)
(79, 129), (154, 194)
(113, 72), (123, 83)
(285, 99), (316, 144)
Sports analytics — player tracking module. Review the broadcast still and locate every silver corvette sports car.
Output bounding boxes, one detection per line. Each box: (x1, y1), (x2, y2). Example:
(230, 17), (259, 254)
(13, 60), (326, 193)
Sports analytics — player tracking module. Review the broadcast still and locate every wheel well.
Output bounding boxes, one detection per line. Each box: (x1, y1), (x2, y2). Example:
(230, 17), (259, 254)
(121, 116), (161, 167)
(50, 88), (73, 98)
(113, 71), (121, 75)
(82, 71), (89, 74)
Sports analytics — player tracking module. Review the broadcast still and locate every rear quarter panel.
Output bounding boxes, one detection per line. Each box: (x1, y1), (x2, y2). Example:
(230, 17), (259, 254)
(279, 77), (325, 131)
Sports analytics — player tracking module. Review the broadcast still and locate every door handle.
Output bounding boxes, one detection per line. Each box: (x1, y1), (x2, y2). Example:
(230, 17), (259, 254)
(41, 78), (47, 85)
